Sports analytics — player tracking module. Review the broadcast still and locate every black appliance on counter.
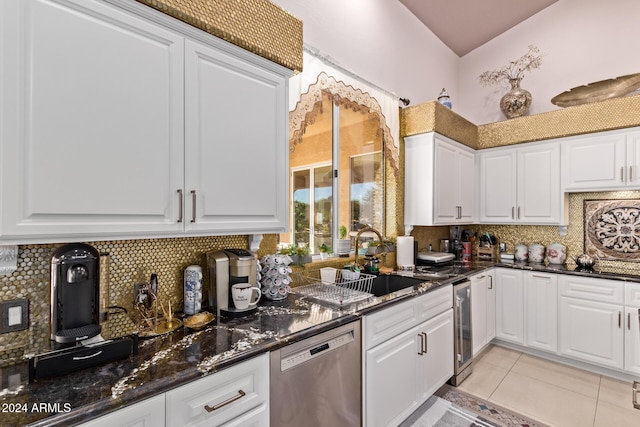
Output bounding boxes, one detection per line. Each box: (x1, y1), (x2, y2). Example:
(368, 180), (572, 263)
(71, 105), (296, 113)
(28, 243), (137, 382)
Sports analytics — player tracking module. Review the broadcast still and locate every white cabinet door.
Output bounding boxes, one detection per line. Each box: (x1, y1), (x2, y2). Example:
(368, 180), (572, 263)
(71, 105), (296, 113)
(559, 297), (624, 370)
(471, 273), (488, 356)
(495, 269), (524, 344)
(625, 307), (640, 375)
(0, 0), (184, 242)
(627, 131), (640, 187)
(78, 394), (166, 427)
(478, 148), (517, 223)
(517, 143), (561, 224)
(405, 132), (475, 226)
(434, 139), (461, 224)
(419, 309), (454, 400)
(365, 325), (422, 427)
(562, 132), (627, 191)
(486, 270), (496, 343)
(184, 39), (288, 234)
(524, 272), (558, 352)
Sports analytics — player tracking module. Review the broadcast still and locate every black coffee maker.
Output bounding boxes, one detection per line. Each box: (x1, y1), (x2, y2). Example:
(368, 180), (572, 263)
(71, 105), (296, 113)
(50, 243), (101, 344)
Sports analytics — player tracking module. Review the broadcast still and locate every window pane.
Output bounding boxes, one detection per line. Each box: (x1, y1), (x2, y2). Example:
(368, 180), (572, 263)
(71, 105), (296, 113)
(339, 102), (383, 235)
(314, 165), (333, 252)
(292, 170), (310, 246)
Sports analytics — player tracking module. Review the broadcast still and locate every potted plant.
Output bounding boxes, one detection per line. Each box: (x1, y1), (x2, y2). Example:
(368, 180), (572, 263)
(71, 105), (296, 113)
(318, 243), (331, 261)
(280, 243), (312, 265)
(335, 225), (351, 257)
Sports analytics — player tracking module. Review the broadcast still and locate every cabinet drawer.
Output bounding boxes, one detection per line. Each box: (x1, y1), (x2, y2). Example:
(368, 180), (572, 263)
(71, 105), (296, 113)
(79, 394), (165, 427)
(559, 275), (623, 304)
(364, 297), (418, 351)
(165, 353), (269, 427)
(415, 284), (452, 324)
(364, 284), (452, 350)
(626, 282), (640, 307)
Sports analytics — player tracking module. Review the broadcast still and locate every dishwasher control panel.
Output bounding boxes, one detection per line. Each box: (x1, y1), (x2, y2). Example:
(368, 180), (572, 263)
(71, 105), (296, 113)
(281, 331), (354, 371)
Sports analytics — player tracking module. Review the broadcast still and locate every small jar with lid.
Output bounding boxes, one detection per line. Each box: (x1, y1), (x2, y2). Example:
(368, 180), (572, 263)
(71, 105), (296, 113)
(514, 244), (528, 261)
(528, 243), (545, 263)
(546, 243), (566, 265)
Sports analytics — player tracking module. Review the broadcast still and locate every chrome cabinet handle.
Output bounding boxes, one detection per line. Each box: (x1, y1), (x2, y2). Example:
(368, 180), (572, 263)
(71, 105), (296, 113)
(422, 332), (428, 354)
(190, 190), (197, 223)
(204, 390), (246, 412)
(621, 167), (625, 182)
(634, 381), (640, 409)
(517, 206), (521, 219)
(511, 207), (515, 219)
(418, 333), (425, 355)
(476, 275), (485, 279)
(628, 313), (631, 330)
(488, 275), (493, 289)
(177, 189), (183, 223)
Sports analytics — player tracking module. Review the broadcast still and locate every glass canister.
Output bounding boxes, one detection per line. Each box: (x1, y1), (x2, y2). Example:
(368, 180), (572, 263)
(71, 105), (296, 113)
(184, 265), (203, 315)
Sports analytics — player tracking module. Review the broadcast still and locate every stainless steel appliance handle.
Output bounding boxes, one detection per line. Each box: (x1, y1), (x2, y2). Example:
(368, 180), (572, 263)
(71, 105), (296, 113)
(177, 189), (183, 223)
(457, 297), (464, 360)
(634, 381), (640, 409)
(204, 390), (246, 412)
(190, 190), (197, 223)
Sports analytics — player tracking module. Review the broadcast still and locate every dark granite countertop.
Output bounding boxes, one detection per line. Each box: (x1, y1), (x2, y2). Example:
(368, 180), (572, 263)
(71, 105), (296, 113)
(3, 259), (638, 426)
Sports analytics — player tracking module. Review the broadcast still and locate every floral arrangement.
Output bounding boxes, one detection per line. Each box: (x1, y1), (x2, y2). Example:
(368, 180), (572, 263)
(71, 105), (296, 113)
(478, 45), (543, 86)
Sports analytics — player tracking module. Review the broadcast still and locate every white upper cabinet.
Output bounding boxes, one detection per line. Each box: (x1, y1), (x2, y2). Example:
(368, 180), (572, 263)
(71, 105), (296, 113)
(478, 141), (563, 225)
(562, 128), (640, 191)
(1, 0), (185, 241)
(0, 0), (290, 243)
(184, 39), (288, 234)
(405, 132), (475, 226)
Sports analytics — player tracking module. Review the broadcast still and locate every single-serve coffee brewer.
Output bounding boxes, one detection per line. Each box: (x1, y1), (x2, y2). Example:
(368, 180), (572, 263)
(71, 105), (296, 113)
(50, 243), (102, 344)
(207, 249), (258, 318)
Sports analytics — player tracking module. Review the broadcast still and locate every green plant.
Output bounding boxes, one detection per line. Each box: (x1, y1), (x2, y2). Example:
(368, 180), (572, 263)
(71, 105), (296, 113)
(279, 243), (310, 256)
(318, 243), (331, 253)
(339, 225), (348, 239)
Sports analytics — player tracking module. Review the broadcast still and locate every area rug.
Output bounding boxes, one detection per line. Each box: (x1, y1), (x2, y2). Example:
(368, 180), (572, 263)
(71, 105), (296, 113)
(399, 394), (497, 427)
(435, 385), (548, 427)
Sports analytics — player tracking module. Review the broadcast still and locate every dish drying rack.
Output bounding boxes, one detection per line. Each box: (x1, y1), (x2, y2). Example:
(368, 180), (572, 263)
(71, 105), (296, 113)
(291, 268), (376, 307)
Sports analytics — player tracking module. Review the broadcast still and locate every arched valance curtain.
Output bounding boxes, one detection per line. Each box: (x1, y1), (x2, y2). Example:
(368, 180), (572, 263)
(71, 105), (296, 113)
(288, 51), (400, 174)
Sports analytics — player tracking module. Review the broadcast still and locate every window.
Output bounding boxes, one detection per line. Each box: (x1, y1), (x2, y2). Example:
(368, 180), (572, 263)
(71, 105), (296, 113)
(282, 91), (384, 254)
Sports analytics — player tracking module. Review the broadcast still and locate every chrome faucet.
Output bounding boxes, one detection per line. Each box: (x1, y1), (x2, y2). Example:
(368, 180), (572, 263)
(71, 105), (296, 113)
(353, 226), (387, 270)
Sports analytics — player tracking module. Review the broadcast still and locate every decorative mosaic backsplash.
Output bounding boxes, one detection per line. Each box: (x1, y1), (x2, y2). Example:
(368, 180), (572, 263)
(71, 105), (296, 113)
(0, 234), (278, 367)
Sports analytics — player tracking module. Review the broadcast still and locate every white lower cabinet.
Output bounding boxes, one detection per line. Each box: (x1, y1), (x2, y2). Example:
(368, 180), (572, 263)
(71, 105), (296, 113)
(495, 269), (524, 344)
(524, 272), (558, 353)
(471, 270), (496, 356)
(364, 285), (453, 427)
(625, 283), (640, 375)
(78, 394), (166, 427)
(165, 353), (269, 427)
(558, 275), (624, 370)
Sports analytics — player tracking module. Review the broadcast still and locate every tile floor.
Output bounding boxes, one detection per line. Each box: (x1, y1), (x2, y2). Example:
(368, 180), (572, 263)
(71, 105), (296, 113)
(457, 345), (640, 427)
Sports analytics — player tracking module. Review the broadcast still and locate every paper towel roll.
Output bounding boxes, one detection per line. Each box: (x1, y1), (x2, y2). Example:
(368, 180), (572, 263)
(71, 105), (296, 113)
(396, 236), (414, 269)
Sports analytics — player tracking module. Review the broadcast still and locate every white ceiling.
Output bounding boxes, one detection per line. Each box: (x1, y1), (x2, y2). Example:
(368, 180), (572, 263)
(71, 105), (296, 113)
(399, 0), (558, 57)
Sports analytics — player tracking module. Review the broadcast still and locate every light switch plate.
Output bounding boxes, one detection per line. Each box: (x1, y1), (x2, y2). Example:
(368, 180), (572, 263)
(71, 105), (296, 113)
(0, 299), (28, 333)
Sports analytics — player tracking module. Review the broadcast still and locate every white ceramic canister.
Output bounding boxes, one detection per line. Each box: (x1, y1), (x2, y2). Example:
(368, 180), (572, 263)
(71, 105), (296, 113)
(184, 265), (203, 315)
(514, 244), (528, 261)
(528, 243), (545, 263)
(546, 243), (567, 265)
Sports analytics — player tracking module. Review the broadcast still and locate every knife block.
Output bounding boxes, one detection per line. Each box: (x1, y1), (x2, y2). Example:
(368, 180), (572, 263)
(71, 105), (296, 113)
(476, 245), (497, 260)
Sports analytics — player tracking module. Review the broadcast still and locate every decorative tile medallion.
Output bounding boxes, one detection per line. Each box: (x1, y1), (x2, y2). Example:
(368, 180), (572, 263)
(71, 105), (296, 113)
(585, 199), (640, 261)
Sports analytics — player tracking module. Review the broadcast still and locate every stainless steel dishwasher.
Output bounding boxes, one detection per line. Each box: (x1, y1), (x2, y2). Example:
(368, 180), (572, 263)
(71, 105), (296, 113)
(270, 320), (361, 426)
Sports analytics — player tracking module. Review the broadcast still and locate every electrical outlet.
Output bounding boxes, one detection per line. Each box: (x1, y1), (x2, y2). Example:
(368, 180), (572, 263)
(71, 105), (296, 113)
(0, 299), (28, 333)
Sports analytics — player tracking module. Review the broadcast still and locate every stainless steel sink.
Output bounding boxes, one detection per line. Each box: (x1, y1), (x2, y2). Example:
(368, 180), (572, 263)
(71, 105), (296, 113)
(370, 275), (426, 296)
